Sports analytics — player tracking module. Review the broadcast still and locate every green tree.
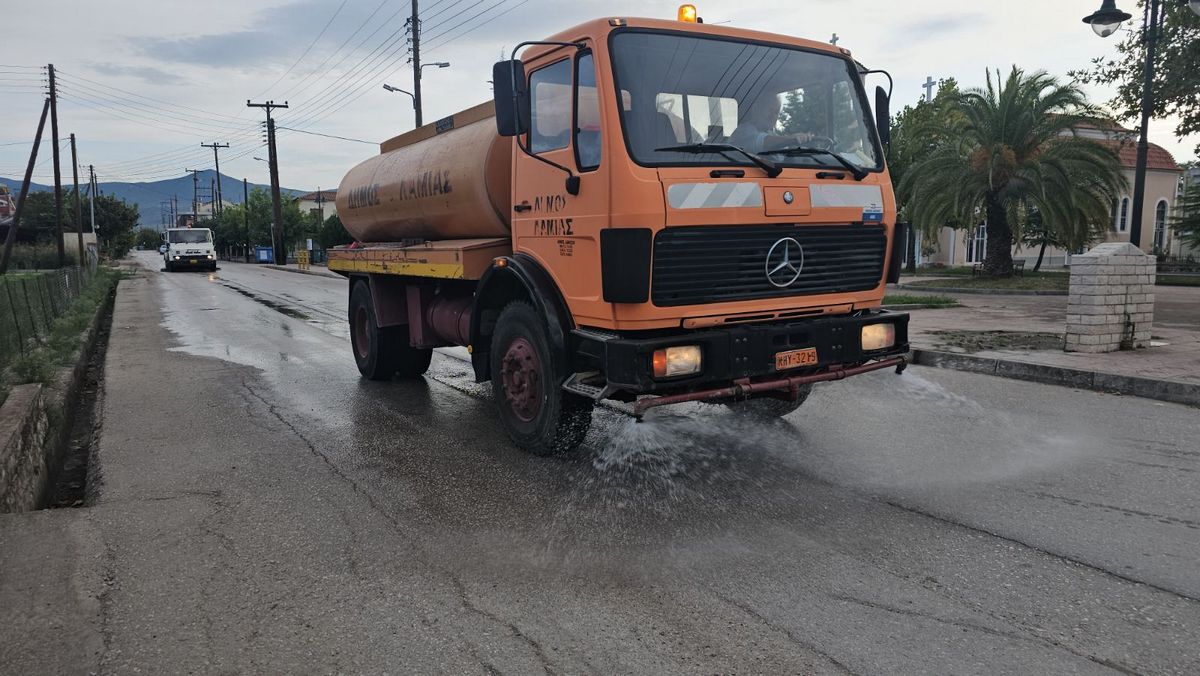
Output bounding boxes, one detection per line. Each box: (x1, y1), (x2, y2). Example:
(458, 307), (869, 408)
(1071, 1), (1200, 156)
(888, 78), (961, 270)
(1172, 165), (1200, 250)
(135, 227), (161, 251)
(318, 214), (353, 250)
(93, 195), (140, 259)
(899, 67), (1125, 276)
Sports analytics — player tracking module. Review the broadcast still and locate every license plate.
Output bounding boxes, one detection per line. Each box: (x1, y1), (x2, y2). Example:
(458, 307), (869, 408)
(189, 260), (197, 264)
(775, 347), (818, 371)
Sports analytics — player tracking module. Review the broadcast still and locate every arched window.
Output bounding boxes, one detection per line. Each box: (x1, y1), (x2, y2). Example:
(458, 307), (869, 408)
(1154, 200), (1168, 250)
(1118, 197), (1130, 232)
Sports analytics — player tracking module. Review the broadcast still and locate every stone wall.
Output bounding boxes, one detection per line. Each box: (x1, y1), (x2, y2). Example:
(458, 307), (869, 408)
(1066, 242), (1156, 353)
(0, 384), (50, 513)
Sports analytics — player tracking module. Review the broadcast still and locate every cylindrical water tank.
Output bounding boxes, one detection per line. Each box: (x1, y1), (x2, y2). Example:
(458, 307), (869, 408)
(336, 109), (512, 242)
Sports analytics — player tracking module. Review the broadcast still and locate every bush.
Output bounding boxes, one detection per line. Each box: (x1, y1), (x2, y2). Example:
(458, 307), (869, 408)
(5, 244), (61, 270)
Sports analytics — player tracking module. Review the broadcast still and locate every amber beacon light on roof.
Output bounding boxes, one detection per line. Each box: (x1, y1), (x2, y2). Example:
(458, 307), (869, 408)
(327, 12), (910, 455)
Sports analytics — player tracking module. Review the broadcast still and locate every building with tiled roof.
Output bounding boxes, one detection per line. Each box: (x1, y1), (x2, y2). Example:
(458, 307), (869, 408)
(295, 189), (337, 221)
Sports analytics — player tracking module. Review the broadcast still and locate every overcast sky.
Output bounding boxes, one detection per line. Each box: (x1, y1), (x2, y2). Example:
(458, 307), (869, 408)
(1, 0), (1195, 193)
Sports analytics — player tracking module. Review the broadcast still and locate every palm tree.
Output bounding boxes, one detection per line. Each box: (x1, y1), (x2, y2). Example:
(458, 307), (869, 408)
(899, 67), (1125, 276)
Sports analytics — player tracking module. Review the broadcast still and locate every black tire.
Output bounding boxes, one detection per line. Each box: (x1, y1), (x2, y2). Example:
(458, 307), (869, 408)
(722, 384), (813, 418)
(349, 281), (432, 381)
(165, 261), (174, 272)
(209, 262), (218, 272)
(490, 301), (593, 456)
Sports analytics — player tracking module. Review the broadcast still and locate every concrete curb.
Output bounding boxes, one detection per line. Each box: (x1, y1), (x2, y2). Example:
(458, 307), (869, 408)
(882, 303), (959, 311)
(896, 283), (1067, 296)
(263, 264), (343, 280)
(909, 347), (1200, 407)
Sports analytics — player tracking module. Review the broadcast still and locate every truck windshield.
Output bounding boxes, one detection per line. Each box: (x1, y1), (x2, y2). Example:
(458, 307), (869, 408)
(168, 230), (212, 244)
(610, 31), (882, 174)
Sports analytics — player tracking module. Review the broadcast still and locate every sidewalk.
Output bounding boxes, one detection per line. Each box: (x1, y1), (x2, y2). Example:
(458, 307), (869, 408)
(896, 283), (1200, 403)
(220, 258), (343, 279)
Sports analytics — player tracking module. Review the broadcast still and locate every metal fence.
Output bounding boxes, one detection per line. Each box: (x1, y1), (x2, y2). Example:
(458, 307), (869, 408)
(0, 266), (95, 373)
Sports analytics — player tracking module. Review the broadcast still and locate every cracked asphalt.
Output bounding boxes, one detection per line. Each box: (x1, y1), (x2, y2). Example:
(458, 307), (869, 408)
(1, 252), (1198, 674)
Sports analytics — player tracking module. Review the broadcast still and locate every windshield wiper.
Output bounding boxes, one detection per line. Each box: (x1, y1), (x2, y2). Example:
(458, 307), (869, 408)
(655, 143), (782, 178)
(760, 146), (868, 181)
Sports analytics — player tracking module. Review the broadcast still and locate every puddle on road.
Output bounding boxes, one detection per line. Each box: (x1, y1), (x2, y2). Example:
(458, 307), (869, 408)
(220, 283), (311, 320)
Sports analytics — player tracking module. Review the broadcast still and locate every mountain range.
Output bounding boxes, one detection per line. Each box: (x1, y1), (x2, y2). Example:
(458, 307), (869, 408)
(0, 170), (304, 228)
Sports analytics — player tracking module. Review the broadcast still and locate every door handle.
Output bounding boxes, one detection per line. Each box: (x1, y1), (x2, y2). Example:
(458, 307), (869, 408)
(514, 201), (532, 213)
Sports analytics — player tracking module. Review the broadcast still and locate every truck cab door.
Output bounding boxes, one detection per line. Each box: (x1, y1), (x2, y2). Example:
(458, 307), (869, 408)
(512, 47), (612, 326)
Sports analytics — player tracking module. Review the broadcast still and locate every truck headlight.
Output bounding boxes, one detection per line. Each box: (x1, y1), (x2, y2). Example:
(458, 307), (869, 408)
(173, 255), (180, 260)
(652, 345), (702, 378)
(861, 323), (896, 351)
(207, 254), (215, 260)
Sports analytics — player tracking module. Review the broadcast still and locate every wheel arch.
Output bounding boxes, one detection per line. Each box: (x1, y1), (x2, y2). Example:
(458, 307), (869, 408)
(470, 254), (573, 383)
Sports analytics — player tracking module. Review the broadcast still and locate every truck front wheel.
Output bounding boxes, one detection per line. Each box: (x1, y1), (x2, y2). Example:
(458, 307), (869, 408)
(349, 281), (432, 381)
(490, 301), (593, 455)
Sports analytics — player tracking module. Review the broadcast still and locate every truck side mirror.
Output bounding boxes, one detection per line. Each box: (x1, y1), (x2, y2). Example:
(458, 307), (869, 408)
(492, 60), (529, 137)
(874, 85), (891, 151)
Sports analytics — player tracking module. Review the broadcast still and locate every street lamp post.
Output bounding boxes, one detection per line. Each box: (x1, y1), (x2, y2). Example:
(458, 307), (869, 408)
(383, 61), (449, 128)
(1083, 0), (1200, 250)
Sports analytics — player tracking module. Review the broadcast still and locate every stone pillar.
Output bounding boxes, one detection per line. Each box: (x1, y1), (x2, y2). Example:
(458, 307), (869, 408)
(1065, 242), (1156, 353)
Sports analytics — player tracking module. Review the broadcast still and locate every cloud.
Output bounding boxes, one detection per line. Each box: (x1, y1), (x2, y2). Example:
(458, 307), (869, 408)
(900, 14), (986, 36)
(133, 0), (348, 68)
(91, 62), (187, 86)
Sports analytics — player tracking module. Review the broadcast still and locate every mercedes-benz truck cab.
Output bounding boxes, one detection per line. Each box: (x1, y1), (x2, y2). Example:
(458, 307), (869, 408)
(163, 228), (217, 272)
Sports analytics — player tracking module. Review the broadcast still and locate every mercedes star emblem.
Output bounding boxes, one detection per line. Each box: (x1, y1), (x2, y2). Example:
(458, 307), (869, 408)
(765, 237), (804, 288)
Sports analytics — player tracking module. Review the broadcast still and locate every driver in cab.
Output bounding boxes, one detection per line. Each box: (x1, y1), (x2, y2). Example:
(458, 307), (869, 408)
(729, 94), (815, 152)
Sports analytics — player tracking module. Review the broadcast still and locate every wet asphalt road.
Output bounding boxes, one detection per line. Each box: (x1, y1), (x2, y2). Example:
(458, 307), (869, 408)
(74, 254), (1200, 672)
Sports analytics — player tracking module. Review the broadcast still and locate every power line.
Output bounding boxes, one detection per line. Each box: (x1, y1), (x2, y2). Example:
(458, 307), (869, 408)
(274, 125), (378, 145)
(55, 69), (250, 123)
(277, 31), (410, 130)
(56, 78), (255, 132)
(425, 0), (530, 53)
(252, 0), (349, 98)
(269, 0), (396, 101)
(279, 19), (406, 109)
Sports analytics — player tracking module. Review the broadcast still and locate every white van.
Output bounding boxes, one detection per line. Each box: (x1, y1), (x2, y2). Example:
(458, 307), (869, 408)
(163, 228), (217, 272)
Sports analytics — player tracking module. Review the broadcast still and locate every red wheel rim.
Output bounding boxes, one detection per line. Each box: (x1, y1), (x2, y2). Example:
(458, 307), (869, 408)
(354, 306), (370, 360)
(500, 337), (542, 423)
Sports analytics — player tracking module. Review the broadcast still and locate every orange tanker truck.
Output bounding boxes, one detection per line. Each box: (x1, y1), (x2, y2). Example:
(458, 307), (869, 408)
(329, 8), (910, 454)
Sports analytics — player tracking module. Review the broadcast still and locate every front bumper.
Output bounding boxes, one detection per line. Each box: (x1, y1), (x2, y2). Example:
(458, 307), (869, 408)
(574, 309), (909, 394)
(169, 255), (215, 266)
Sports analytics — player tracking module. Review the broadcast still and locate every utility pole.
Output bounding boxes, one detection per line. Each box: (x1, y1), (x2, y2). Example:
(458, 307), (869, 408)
(69, 133), (84, 265)
(247, 100), (289, 265)
(47, 63), (66, 267)
(88, 165), (96, 237)
(315, 187), (326, 223)
(200, 142), (229, 215)
(243, 178), (250, 262)
(185, 168), (201, 224)
(0, 99), (50, 275)
(410, 1), (423, 127)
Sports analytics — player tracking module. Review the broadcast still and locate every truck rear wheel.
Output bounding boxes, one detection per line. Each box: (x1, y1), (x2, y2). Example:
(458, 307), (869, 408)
(490, 301), (593, 455)
(722, 385), (813, 418)
(349, 281), (432, 381)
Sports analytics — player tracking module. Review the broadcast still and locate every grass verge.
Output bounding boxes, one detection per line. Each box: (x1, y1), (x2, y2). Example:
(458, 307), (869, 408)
(0, 267), (121, 406)
(883, 294), (959, 308)
(906, 274), (1069, 291)
(1157, 275), (1200, 287)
